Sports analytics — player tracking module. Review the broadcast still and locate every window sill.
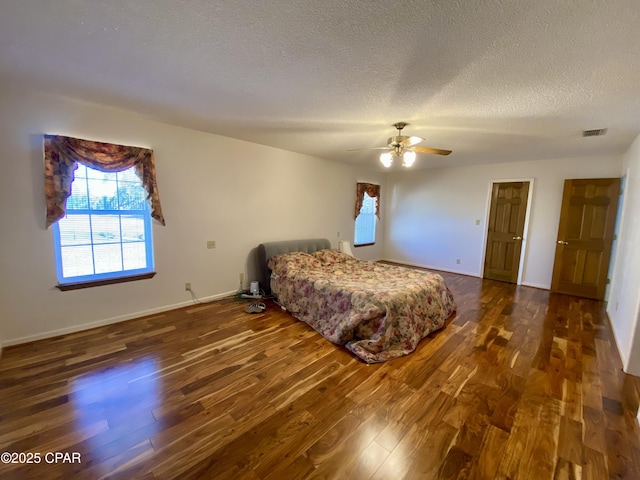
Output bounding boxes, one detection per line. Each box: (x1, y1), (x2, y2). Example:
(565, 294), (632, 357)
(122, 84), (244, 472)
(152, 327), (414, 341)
(354, 242), (375, 248)
(56, 272), (156, 291)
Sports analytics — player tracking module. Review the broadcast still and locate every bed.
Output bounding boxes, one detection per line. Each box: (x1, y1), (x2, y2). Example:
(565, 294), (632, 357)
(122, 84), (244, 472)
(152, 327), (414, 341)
(257, 238), (456, 363)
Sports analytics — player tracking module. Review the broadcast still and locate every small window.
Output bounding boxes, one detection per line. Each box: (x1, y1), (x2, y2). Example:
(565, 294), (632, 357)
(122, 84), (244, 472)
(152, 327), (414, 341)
(52, 164), (154, 286)
(354, 192), (377, 246)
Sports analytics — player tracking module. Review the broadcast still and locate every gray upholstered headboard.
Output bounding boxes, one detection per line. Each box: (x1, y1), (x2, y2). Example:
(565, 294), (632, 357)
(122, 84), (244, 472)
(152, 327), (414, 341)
(257, 238), (331, 294)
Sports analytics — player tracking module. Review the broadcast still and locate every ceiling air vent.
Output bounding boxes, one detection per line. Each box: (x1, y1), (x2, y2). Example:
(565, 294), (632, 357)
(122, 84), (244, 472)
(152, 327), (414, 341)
(582, 128), (608, 137)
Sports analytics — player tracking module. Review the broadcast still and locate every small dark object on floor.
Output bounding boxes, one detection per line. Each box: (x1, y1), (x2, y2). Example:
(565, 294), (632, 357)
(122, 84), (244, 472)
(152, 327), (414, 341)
(244, 302), (266, 313)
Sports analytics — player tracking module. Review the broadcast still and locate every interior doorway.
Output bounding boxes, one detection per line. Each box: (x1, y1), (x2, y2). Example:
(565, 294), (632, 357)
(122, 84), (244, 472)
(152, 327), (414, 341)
(483, 181), (531, 284)
(550, 178), (620, 300)
(605, 174), (626, 300)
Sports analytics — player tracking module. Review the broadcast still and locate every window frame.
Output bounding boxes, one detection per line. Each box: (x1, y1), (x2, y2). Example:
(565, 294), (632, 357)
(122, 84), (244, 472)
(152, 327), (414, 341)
(354, 191), (378, 247)
(52, 166), (156, 290)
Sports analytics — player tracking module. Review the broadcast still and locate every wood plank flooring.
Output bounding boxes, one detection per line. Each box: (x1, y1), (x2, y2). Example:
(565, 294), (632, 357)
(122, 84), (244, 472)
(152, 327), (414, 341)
(1, 271), (640, 479)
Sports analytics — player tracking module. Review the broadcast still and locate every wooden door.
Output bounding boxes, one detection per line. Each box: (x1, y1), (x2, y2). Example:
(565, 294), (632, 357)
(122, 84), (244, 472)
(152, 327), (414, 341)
(551, 178), (620, 300)
(484, 181), (530, 283)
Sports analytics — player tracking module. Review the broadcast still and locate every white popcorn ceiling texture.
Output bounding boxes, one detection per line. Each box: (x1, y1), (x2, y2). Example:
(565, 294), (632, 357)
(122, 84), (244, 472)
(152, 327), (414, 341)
(1, 0), (639, 170)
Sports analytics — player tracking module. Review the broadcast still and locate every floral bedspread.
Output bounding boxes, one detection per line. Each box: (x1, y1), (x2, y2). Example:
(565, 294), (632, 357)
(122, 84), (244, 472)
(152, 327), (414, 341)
(268, 250), (456, 363)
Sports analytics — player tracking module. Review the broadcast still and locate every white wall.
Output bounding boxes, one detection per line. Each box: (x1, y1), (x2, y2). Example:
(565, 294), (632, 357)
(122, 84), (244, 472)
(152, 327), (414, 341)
(608, 134), (640, 375)
(0, 88), (385, 345)
(383, 156), (622, 289)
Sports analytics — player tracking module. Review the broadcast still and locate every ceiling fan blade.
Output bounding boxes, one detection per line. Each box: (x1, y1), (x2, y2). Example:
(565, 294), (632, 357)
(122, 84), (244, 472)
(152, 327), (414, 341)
(404, 136), (424, 147)
(388, 135), (425, 147)
(412, 146), (452, 156)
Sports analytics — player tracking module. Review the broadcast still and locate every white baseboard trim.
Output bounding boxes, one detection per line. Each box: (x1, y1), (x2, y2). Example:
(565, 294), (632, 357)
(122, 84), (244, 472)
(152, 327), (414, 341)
(606, 308), (632, 374)
(382, 259), (553, 289)
(2, 290), (236, 347)
(380, 258), (480, 278)
(520, 281), (550, 290)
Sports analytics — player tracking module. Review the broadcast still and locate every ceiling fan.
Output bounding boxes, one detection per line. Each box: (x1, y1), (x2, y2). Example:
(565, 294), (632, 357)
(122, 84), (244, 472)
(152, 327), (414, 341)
(359, 122), (452, 168)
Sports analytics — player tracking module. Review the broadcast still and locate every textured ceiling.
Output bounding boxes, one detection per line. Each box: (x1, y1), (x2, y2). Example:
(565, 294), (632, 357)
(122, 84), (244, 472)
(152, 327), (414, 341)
(1, 0), (640, 171)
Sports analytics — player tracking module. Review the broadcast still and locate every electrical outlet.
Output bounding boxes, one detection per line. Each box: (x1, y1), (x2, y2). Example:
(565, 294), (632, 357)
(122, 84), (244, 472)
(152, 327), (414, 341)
(456, 259), (461, 265)
(475, 219), (481, 225)
(207, 240), (216, 249)
(337, 231), (340, 237)
(185, 282), (191, 291)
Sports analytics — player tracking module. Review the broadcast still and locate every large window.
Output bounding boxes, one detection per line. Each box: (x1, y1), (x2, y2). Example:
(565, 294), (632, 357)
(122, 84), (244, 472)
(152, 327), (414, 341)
(354, 192), (377, 246)
(52, 164), (154, 286)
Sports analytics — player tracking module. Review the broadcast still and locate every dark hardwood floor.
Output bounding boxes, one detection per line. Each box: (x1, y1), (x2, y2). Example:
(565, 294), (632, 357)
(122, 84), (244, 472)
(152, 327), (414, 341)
(1, 271), (640, 479)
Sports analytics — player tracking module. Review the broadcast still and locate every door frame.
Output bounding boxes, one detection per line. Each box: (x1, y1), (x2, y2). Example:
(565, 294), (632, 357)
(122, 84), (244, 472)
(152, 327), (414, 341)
(479, 178), (535, 284)
(605, 172), (627, 302)
(550, 177), (620, 300)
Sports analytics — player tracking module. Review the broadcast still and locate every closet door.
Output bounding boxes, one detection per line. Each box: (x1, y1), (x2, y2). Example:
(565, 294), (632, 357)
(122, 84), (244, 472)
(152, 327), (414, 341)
(484, 181), (529, 284)
(551, 178), (620, 300)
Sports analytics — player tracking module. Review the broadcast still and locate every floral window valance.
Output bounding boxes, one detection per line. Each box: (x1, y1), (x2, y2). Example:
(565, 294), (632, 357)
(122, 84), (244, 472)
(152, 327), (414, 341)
(44, 134), (165, 228)
(355, 182), (381, 219)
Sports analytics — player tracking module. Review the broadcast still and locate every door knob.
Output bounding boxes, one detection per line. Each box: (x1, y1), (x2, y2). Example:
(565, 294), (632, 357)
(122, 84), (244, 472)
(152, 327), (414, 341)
(557, 240), (568, 245)
(512, 236), (522, 240)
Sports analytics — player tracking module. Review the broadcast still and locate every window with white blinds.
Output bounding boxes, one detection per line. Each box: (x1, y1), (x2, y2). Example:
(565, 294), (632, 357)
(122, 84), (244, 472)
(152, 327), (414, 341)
(52, 164), (154, 285)
(354, 192), (377, 246)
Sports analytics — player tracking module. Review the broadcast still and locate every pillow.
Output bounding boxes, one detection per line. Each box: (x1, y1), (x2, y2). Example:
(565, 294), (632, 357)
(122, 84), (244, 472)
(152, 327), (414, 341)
(311, 249), (353, 265)
(268, 251), (322, 273)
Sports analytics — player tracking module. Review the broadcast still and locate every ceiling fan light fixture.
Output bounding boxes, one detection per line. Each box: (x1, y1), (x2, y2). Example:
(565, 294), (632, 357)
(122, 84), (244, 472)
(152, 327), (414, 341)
(402, 150), (416, 167)
(364, 122), (450, 168)
(380, 152), (393, 168)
